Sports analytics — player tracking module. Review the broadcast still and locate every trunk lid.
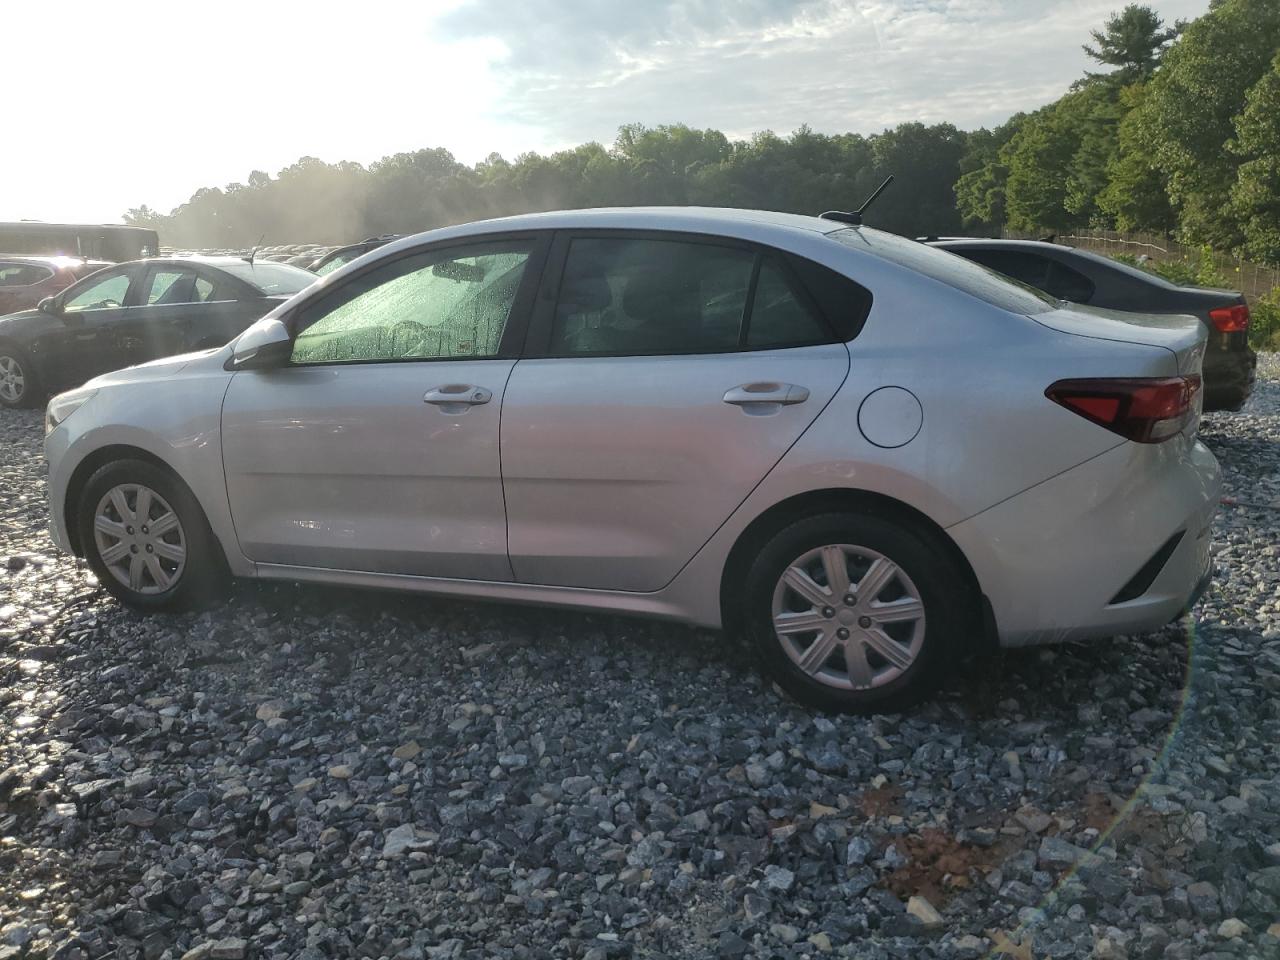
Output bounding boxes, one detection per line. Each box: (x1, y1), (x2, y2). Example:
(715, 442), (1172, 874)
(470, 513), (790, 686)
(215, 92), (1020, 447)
(1031, 304), (1207, 376)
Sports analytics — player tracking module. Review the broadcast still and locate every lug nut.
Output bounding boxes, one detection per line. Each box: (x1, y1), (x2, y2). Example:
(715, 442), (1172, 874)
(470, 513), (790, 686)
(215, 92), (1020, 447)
(836, 627), (850, 640)
(843, 594), (856, 606)
(145, 545), (154, 553)
(130, 545), (138, 553)
(858, 615), (872, 628)
(821, 606), (835, 618)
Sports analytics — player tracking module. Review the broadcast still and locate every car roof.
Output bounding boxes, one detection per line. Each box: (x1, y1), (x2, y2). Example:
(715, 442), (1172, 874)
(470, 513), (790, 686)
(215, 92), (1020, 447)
(130, 256), (314, 272)
(927, 238), (1073, 253)
(376, 207), (846, 259)
(138, 255), (267, 267)
(0, 254), (112, 268)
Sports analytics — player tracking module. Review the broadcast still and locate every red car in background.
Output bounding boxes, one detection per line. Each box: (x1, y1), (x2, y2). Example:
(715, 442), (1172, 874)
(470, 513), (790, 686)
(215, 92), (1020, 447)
(0, 256), (109, 316)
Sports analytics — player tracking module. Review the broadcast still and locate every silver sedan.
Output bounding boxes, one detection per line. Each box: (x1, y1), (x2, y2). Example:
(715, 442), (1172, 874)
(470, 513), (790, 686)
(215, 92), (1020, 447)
(42, 208), (1220, 712)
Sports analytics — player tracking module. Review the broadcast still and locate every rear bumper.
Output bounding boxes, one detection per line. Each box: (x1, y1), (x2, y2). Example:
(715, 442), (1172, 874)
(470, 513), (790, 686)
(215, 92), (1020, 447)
(1179, 564), (1214, 619)
(950, 438), (1220, 648)
(1202, 347), (1256, 411)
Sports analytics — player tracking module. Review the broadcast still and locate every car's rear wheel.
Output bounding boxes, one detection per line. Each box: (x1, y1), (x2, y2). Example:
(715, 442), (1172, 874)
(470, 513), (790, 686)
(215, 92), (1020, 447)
(0, 347), (39, 409)
(78, 459), (228, 611)
(741, 512), (973, 713)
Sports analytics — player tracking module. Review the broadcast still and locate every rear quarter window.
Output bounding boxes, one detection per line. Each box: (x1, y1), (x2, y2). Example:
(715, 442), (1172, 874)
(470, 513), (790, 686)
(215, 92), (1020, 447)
(832, 229), (1057, 315)
(0, 263), (54, 287)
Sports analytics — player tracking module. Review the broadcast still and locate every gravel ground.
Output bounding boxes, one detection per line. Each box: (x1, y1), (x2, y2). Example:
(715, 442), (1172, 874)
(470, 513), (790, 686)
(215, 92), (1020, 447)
(2, 358), (1279, 960)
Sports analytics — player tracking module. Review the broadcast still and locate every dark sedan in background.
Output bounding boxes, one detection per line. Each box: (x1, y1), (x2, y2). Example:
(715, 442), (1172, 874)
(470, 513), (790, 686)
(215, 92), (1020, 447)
(927, 238), (1257, 411)
(309, 234), (401, 276)
(0, 257), (314, 408)
(0, 256), (110, 316)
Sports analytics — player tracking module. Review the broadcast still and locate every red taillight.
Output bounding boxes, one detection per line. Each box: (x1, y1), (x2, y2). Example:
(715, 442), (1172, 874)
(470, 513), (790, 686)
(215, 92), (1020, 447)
(1045, 376), (1202, 443)
(1209, 303), (1249, 332)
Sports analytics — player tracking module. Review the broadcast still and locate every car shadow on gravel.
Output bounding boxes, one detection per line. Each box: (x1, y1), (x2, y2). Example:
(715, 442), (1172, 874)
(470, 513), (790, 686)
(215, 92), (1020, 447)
(212, 576), (1193, 728)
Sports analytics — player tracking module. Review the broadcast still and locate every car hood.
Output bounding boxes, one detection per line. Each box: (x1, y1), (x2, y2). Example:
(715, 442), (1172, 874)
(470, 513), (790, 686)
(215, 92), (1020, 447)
(81, 344), (233, 389)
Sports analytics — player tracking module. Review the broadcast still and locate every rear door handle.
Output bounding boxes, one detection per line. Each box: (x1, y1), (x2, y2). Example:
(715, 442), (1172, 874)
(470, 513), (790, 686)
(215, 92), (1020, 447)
(424, 384), (492, 408)
(723, 382), (810, 406)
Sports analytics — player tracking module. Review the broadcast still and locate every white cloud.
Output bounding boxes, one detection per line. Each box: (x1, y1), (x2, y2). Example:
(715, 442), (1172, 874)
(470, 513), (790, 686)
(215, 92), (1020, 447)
(0, 0), (1211, 225)
(441, 0), (1212, 142)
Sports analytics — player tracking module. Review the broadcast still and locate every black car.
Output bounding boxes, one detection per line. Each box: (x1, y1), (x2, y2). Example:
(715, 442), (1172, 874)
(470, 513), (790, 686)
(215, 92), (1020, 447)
(309, 235), (402, 276)
(927, 239), (1257, 411)
(0, 257), (315, 408)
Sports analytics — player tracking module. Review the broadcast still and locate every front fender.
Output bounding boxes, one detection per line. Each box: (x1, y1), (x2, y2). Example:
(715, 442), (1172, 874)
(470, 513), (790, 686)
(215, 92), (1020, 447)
(44, 371), (251, 576)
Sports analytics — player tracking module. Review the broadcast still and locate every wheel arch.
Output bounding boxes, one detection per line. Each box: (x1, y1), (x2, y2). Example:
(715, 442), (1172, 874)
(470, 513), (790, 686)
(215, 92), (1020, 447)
(64, 445), (197, 557)
(718, 487), (993, 644)
(0, 336), (37, 394)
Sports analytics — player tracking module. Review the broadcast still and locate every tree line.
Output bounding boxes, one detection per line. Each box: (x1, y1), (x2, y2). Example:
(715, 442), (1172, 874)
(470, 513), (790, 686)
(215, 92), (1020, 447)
(126, 0), (1280, 266)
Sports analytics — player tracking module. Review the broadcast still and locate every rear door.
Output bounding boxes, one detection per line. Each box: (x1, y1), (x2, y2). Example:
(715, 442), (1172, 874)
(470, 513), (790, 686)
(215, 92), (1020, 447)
(501, 231), (852, 592)
(117, 265), (214, 363)
(125, 265), (266, 361)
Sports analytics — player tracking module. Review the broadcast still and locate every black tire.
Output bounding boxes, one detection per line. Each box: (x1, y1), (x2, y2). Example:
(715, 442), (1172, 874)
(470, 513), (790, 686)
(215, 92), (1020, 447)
(77, 459), (229, 611)
(0, 344), (41, 409)
(740, 511), (975, 714)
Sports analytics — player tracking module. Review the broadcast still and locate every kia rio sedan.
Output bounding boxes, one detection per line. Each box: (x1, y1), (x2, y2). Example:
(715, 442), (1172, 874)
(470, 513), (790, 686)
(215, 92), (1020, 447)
(43, 208), (1220, 713)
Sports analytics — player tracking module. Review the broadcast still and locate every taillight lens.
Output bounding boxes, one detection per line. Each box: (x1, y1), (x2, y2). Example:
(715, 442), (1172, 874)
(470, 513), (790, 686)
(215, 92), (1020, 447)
(1209, 303), (1249, 332)
(1045, 376), (1202, 443)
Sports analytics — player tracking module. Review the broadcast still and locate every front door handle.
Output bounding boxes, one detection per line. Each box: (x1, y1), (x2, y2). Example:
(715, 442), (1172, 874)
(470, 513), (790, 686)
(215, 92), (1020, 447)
(424, 384), (492, 409)
(723, 382), (810, 407)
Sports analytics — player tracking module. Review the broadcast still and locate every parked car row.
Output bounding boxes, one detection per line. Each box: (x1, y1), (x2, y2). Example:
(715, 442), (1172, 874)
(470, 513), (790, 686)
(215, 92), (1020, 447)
(40, 207), (1220, 713)
(0, 256), (316, 408)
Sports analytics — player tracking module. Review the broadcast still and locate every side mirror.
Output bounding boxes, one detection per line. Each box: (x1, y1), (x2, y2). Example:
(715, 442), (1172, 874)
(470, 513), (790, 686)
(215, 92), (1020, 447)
(38, 297), (62, 315)
(226, 318), (292, 370)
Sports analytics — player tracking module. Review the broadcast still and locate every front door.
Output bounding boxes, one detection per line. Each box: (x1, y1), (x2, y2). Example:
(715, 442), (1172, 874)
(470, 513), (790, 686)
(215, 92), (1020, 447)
(501, 233), (851, 592)
(46, 265), (140, 391)
(221, 237), (546, 580)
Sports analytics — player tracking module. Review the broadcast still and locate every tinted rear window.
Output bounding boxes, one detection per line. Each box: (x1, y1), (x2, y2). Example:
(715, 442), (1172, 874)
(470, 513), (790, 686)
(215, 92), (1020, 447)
(831, 229), (1057, 314)
(219, 262), (316, 296)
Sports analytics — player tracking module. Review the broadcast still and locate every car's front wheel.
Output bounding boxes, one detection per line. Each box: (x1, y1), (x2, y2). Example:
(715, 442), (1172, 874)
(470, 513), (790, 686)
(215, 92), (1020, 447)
(0, 347), (39, 409)
(742, 511), (974, 713)
(77, 459), (228, 611)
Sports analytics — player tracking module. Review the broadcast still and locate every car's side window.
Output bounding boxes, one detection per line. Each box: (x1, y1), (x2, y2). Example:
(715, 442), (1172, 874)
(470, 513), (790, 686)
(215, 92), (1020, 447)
(0, 263), (54, 287)
(290, 242), (534, 365)
(966, 250), (1052, 290)
(549, 238), (755, 356)
(145, 269), (217, 306)
(1045, 261), (1096, 303)
(745, 257), (831, 348)
(63, 270), (132, 313)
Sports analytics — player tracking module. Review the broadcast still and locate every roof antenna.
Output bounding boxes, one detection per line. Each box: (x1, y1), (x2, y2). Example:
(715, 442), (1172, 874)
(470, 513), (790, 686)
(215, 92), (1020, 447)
(245, 234), (265, 265)
(820, 175), (895, 226)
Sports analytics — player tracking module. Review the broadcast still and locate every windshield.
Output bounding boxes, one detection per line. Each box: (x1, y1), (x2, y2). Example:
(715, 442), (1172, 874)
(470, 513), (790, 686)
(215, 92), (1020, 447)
(220, 261), (316, 296)
(830, 228), (1059, 314)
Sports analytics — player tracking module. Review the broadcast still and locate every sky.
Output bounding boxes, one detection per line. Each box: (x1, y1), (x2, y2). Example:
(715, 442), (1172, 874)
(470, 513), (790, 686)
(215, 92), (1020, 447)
(1, 0), (1211, 225)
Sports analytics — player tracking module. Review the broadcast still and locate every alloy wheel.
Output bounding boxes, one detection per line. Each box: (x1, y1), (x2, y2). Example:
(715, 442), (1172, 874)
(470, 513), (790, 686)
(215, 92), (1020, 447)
(0, 356), (25, 403)
(771, 543), (926, 691)
(92, 483), (187, 594)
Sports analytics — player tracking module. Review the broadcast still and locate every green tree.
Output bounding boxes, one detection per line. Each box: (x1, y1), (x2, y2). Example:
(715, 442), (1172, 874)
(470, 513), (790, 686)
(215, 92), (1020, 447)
(1082, 4), (1181, 83)
(954, 115), (1025, 232)
(1097, 83), (1177, 233)
(1124, 0), (1280, 247)
(1003, 96), (1097, 233)
(1229, 52), (1280, 263)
